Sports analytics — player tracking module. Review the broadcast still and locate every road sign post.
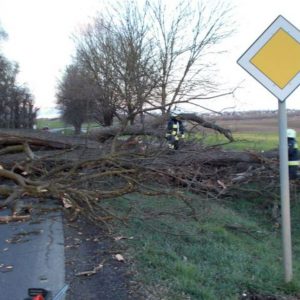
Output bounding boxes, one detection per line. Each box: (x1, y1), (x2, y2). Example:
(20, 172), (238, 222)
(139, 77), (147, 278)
(237, 15), (300, 282)
(278, 99), (292, 282)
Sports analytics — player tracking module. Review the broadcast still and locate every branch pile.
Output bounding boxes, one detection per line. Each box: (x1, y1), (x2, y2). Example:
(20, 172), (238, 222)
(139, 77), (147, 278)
(0, 129), (279, 228)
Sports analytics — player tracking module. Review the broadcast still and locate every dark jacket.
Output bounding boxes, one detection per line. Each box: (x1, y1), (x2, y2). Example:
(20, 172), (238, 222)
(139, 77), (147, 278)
(288, 138), (299, 163)
(166, 117), (184, 137)
(288, 137), (299, 179)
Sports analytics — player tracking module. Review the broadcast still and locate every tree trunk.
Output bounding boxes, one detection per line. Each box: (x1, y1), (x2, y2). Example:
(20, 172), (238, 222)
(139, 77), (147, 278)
(74, 124), (82, 135)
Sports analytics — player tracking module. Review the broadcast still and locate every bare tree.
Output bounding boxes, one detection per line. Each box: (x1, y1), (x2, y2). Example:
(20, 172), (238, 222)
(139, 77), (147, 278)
(74, 21), (119, 126)
(146, 0), (234, 114)
(75, 2), (160, 125)
(70, 0), (234, 135)
(0, 54), (36, 129)
(57, 64), (96, 134)
(107, 2), (160, 125)
(0, 24), (37, 129)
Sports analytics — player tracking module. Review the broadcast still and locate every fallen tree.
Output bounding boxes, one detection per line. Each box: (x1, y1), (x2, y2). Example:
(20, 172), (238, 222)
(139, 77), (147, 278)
(0, 127), (280, 229)
(0, 114), (278, 229)
(0, 129), (102, 149)
(88, 113), (234, 142)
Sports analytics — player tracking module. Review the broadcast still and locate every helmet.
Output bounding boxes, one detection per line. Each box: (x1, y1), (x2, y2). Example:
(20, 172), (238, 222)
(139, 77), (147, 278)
(287, 128), (296, 139)
(170, 108), (183, 118)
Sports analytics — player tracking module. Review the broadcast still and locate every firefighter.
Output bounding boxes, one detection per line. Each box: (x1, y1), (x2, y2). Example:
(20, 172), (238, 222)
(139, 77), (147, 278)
(287, 128), (299, 180)
(165, 110), (185, 150)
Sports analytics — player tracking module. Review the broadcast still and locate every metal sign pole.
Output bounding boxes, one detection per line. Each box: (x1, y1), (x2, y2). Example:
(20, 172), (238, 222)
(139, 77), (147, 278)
(278, 99), (293, 282)
(237, 15), (300, 283)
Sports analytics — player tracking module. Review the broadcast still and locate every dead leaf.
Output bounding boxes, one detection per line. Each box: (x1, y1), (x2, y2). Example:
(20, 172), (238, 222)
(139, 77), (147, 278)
(114, 236), (134, 241)
(62, 197), (72, 208)
(115, 254), (125, 262)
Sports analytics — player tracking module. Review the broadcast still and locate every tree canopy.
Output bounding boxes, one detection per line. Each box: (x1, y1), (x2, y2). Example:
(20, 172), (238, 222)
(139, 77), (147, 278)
(57, 0), (234, 131)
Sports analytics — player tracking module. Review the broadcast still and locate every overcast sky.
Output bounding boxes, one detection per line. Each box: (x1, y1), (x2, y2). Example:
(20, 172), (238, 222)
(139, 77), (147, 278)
(0, 0), (300, 115)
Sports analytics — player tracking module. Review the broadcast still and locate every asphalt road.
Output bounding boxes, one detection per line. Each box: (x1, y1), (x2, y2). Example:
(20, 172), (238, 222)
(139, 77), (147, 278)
(0, 205), (66, 299)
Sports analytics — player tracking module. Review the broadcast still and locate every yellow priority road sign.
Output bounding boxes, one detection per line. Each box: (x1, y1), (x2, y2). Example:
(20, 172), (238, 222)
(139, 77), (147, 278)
(238, 15), (300, 101)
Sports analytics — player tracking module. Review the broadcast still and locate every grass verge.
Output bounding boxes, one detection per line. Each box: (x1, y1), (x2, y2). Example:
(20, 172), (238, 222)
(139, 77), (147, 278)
(103, 188), (300, 299)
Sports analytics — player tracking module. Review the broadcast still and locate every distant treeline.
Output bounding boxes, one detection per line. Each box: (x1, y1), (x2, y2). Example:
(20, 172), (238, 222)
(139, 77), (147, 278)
(0, 27), (37, 129)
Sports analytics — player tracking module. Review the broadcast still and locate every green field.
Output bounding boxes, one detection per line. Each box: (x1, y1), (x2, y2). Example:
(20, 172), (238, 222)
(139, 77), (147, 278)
(36, 118), (65, 129)
(36, 118), (99, 133)
(202, 131), (279, 151)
